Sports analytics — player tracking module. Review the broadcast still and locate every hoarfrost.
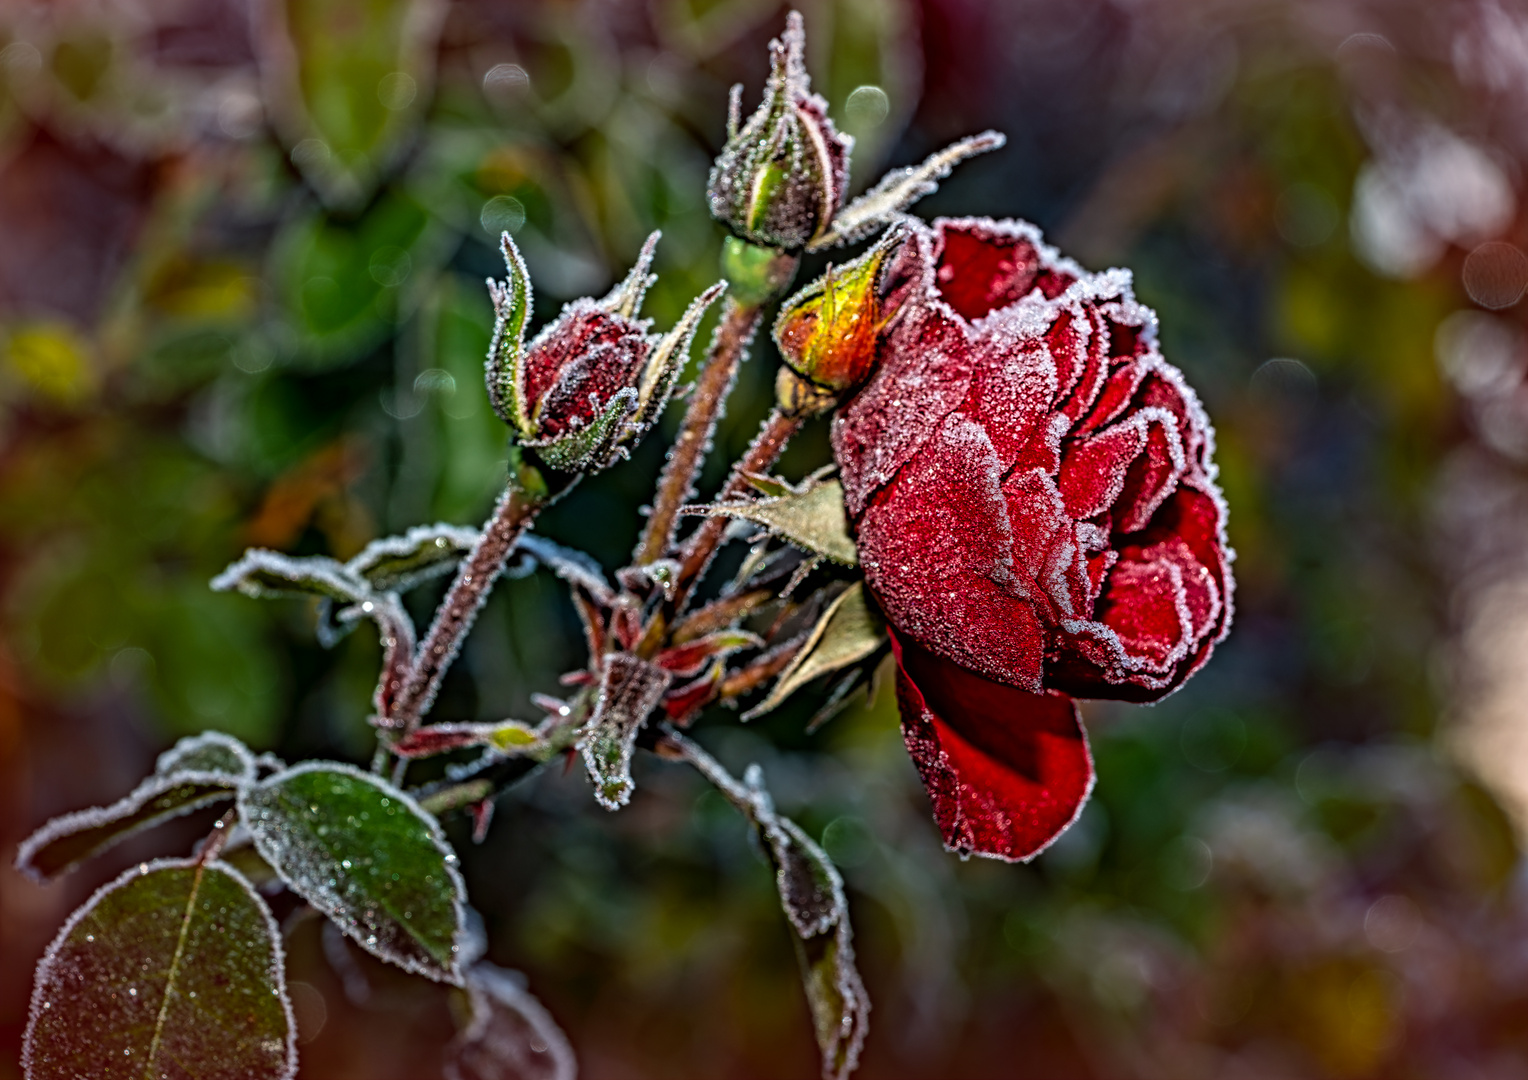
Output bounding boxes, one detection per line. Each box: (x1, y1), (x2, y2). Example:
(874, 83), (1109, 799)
(17, 771), (241, 882)
(155, 731), (257, 782)
(346, 524), (482, 592)
(578, 655), (672, 810)
(445, 963), (576, 1080)
(238, 761), (466, 984)
(23, 857), (295, 1080)
(662, 731), (869, 1080)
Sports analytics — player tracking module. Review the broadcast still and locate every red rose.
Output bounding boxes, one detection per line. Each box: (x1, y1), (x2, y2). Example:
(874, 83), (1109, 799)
(833, 218), (1233, 861)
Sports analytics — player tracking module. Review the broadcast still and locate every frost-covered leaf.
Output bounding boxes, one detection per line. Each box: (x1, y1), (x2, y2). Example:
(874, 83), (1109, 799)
(661, 734), (869, 1080)
(808, 131), (1007, 251)
(746, 582), (885, 720)
(23, 858), (295, 1080)
(239, 763), (466, 983)
(762, 814), (870, 1080)
(445, 963), (576, 1080)
(346, 523), (481, 592)
(578, 655), (672, 810)
(154, 731), (258, 781)
(17, 773), (241, 882)
(656, 630), (763, 678)
(212, 549), (369, 604)
(514, 535), (614, 605)
(693, 479), (858, 566)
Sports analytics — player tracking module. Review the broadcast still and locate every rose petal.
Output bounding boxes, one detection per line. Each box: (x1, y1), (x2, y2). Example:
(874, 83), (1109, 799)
(933, 219), (1050, 321)
(893, 630), (1093, 862)
(833, 298), (974, 519)
(524, 303), (649, 436)
(858, 413), (1046, 690)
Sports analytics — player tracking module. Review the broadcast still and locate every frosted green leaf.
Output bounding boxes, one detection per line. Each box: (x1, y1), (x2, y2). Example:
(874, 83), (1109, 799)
(154, 731), (258, 782)
(746, 582), (884, 720)
(23, 858), (295, 1080)
(695, 479), (858, 565)
(239, 762), (466, 983)
(346, 523), (481, 592)
(16, 774), (240, 882)
(211, 549), (369, 604)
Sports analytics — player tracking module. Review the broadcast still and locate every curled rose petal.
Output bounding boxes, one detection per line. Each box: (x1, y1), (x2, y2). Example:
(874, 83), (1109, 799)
(891, 630), (1093, 862)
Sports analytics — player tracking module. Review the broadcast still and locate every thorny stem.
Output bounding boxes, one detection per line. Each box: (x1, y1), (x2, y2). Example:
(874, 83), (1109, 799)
(633, 296), (764, 565)
(671, 406), (804, 612)
(391, 467), (553, 730)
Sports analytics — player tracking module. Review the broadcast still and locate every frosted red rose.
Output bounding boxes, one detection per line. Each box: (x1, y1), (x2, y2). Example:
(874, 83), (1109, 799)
(832, 218), (1233, 861)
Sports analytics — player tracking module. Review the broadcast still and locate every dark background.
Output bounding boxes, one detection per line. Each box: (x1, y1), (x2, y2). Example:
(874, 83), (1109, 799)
(4, 0), (1528, 1077)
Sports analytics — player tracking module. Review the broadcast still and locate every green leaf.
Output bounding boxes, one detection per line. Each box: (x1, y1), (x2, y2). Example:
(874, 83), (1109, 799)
(16, 774), (241, 882)
(23, 858), (295, 1080)
(239, 762), (466, 983)
(345, 523), (481, 592)
(746, 582), (885, 720)
(526, 387), (638, 473)
(211, 549), (369, 604)
(696, 478), (858, 565)
(154, 731), (258, 781)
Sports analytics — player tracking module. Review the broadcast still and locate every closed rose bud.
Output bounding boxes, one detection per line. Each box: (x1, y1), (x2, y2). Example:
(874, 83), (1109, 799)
(707, 11), (852, 252)
(833, 217), (1234, 862)
(771, 226), (913, 406)
(485, 231), (725, 474)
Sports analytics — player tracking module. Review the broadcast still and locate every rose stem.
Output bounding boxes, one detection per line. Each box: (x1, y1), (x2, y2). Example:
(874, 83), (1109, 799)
(390, 467), (553, 731)
(671, 406), (803, 610)
(632, 296), (762, 566)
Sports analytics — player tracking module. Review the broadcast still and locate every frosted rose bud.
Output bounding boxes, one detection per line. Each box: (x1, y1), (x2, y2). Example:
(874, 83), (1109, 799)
(834, 218), (1234, 862)
(485, 232), (724, 474)
(707, 11), (852, 252)
(772, 225), (912, 400)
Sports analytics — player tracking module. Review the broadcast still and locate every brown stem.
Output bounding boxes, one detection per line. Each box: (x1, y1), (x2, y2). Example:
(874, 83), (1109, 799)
(198, 811), (237, 866)
(633, 296), (763, 565)
(392, 473), (550, 727)
(671, 407), (804, 612)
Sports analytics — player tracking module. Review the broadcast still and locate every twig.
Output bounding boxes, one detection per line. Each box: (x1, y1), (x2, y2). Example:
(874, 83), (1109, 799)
(633, 296), (763, 565)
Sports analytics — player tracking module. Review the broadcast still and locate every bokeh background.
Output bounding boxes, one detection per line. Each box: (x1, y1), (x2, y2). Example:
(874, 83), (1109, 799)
(4, 0), (1528, 1077)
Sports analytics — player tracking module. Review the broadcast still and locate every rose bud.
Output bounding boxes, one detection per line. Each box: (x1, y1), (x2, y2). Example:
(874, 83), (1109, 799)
(771, 225), (913, 411)
(707, 11), (852, 252)
(833, 217), (1234, 862)
(485, 231), (725, 473)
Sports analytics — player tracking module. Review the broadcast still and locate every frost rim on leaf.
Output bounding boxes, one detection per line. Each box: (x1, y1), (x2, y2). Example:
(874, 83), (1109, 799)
(22, 856), (297, 1080)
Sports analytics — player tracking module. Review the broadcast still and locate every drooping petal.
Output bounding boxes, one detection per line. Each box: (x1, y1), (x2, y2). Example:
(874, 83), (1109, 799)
(857, 413), (1046, 690)
(892, 631), (1093, 862)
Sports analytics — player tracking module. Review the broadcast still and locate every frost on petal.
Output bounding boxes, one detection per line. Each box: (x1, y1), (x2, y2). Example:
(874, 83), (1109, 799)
(23, 858), (295, 1080)
(238, 762), (466, 984)
(891, 631), (1093, 863)
(521, 302), (650, 435)
(17, 771), (240, 882)
(856, 413), (1045, 691)
(577, 654), (672, 810)
(445, 963), (576, 1080)
(832, 232), (974, 519)
(930, 217), (1082, 321)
